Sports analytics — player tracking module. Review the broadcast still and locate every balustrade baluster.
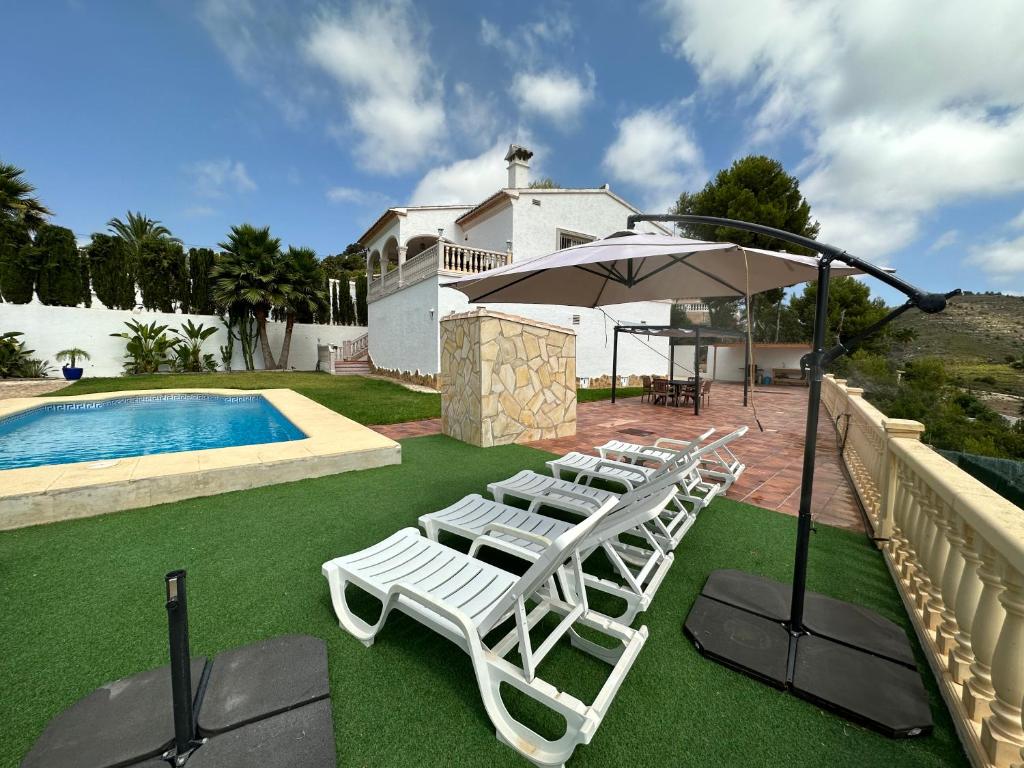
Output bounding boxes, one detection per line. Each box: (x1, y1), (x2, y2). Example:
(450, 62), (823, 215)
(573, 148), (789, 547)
(889, 461), (912, 563)
(950, 519), (984, 683)
(922, 490), (951, 629)
(980, 565), (1024, 765)
(936, 499), (965, 657)
(900, 475), (926, 586)
(964, 541), (1007, 722)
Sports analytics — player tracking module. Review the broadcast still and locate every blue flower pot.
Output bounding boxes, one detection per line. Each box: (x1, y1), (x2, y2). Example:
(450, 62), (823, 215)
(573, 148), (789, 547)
(62, 367), (84, 381)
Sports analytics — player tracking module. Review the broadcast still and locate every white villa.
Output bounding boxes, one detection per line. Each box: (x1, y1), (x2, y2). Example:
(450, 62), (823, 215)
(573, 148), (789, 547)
(359, 146), (673, 382)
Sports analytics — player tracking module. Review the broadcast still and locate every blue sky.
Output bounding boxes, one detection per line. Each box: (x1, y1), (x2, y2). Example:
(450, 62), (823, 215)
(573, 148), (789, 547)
(4, 0), (1023, 303)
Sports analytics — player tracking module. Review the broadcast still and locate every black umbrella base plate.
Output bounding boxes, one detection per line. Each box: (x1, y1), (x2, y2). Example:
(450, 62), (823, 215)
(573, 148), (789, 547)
(22, 634), (336, 768)
(683, 570), (933, 739)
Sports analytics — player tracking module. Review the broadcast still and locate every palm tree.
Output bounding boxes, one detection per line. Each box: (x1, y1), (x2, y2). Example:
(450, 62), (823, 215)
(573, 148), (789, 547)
(277, 246), (328, 369)
(107, 210), (180, 263)
(211, 224), (287, 369)
(0, 161), (52, 230)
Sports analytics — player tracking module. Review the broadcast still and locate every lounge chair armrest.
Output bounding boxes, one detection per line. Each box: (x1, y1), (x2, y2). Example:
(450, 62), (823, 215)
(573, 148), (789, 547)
(591, 460), (648, 480)
(482, 523), (552, 547)
(388, 582), (477, 635)
(653, 429), (714, 451)
(536, 486), (611, 507)
(471, 532), (544, 564)
(571, 468), (634, 491)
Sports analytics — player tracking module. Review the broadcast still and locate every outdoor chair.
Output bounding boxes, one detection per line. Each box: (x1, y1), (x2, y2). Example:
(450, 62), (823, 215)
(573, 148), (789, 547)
(322, 497), (647, 768)
(420, 474), (685, 624)
(595, 425), (748, 490)
(701, 380), (712, 407)
(651, 377), (673, 406)
(488, 443), (730, 551)
(639, 375), (654, 404)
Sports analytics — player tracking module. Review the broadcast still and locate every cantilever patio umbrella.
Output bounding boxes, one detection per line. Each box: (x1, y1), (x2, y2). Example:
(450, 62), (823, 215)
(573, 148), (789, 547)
(446, 215), (959, 738)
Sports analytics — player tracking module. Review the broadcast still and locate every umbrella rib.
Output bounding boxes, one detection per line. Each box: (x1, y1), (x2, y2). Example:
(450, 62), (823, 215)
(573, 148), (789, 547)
(466, 269), (548, 302)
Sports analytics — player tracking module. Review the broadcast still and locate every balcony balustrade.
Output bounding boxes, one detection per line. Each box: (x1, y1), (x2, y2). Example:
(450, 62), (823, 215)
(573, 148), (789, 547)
(823, 374), (1024, 768)
(367, 242), (510, 302)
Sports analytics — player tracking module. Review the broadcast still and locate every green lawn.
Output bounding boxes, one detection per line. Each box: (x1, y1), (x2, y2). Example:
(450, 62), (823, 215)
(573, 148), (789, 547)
(44, 372), (441, 425)
(577, 387), (643, 402)
(0, 435), (965, 768)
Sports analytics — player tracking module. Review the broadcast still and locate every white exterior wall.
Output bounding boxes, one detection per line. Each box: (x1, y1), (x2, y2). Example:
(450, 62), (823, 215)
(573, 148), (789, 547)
(706, 344), (811, 382)
(509, 190), (664, 261)
(367, 276), (440, 374)
(401, 207), (470, 244)
(0, 303), (366, 377)
(461, 205), (513, 253)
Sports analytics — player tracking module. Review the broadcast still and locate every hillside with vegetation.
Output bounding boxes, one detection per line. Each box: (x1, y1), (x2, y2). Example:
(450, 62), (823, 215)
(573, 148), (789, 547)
(890, 293), (1024, 411)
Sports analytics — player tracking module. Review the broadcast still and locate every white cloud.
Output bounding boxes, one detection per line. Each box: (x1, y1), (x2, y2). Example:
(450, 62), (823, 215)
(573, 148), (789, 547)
(325, 186), (390, 207)
(654, 0), (1024, 257)
(480, 11), (574, 63)
(411, 140), (538, 205)
(198, 0), (311, 124)
(187, 159), (257, 198)
(928, 229), (959, 252)
(510, 68), (594, 126)
(1010, 209), (1024, 230)
(602, 107), (706, 212)
(967, 233), (1024, 281)
(304, 1), (445, 174)
(184, 205), (218, 218)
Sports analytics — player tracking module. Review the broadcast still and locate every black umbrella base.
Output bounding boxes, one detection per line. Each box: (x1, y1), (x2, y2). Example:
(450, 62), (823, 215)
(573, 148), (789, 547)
(683, 570), (933, 738)
(22, 634), (336, 768)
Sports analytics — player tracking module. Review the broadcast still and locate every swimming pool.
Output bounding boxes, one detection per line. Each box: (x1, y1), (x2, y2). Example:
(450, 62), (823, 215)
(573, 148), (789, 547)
(0, 393), (307, 470)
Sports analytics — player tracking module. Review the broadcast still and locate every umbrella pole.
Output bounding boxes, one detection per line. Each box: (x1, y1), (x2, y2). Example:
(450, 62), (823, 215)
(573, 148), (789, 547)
(611, 326), (619, 403)
(743, 334), (750, 407)
(694, 326), (701, 416)
(788, 257), (831, 632)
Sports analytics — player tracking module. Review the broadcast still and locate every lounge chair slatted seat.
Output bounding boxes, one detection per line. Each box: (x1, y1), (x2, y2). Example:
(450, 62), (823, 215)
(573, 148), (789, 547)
(323, 498), (648, 768)
(420, 482), (680, 623)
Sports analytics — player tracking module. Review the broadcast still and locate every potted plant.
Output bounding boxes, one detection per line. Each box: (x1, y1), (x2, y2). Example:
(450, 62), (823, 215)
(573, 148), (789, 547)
(55, 348), (91, 380)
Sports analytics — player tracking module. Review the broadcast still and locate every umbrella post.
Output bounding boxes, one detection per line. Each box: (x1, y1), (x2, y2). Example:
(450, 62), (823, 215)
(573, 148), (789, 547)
(611, 326), (619, 403)
(743, 334), (750, 407)
(669, 340), (675, 380)
(694, 326), (701, 416)
(788, 257), (831, 632)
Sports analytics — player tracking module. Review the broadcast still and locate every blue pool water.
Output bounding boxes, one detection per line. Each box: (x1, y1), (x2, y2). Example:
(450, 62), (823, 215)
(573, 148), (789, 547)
(0, 394), (307, 470)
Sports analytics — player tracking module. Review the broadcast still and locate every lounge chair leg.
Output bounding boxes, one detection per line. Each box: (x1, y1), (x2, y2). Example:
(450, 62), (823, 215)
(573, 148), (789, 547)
(324, 569), (390, 648)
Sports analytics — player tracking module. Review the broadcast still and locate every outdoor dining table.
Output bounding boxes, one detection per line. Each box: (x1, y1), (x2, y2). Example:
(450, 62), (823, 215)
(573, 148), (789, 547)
(667, 379), (697, 406)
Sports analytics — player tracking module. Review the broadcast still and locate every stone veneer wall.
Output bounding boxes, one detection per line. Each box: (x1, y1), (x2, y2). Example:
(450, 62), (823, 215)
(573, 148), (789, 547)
(440, 309), (576, 447)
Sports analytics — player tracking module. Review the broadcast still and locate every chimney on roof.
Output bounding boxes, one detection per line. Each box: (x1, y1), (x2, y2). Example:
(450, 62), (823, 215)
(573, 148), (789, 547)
(505, 144), (533, 189)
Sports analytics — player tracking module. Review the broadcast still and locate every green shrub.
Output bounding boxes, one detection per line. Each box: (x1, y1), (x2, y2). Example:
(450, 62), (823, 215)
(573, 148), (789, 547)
(0, 219), (35, 303)
(0, 331), (34, 377)
(171, 320), (218, 372)
(34, 223), (82, 306)
(17, 358), (52, 378)
(138, 239), (188, 312)
(188, 248), (216, 314)
(87, 234), (136, 310)
(111, 319), (179, 374)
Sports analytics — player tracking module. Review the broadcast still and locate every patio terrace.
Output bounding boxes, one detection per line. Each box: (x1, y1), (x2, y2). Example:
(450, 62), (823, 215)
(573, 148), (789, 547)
(0, 434), (967, 768)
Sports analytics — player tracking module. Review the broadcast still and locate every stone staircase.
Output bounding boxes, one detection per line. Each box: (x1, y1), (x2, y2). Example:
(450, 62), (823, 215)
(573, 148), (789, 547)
(332, 359), (370, 375)
(328, 333), (370, 375)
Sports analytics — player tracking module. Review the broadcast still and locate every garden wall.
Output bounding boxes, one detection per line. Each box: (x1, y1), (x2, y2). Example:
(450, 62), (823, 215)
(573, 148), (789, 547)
(0, 302), (366, 376)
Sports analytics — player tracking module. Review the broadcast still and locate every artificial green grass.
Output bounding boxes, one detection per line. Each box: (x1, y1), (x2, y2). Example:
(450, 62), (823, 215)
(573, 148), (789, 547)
(43, 372), (441, 425)
(577, 387), (643, 402)
(0, 435), (966, 768)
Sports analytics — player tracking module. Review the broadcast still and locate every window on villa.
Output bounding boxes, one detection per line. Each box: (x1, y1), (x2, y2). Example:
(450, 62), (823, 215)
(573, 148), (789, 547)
(558, 230), (594, 250)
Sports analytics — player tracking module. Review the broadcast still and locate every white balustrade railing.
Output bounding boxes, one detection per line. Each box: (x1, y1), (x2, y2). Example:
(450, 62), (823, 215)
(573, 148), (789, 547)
(368, 242), (510, 301)
(341, 333), (368, 361)
(822, 374), (1024, 768)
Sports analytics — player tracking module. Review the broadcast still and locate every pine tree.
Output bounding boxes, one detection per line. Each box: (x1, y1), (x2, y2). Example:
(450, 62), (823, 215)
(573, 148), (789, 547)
(339, 273), (356, 325)
(188, 247), (216, 314)
(355, 273), (368, 326)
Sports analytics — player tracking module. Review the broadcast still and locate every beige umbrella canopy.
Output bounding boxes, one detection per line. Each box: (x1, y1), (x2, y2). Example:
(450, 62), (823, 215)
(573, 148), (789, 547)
(444, 231), (862, 306)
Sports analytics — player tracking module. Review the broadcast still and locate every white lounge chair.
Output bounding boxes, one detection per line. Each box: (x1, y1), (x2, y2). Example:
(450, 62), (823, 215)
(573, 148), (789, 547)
(419, 475), (684, 623)
(487, 453), (713, 551)
(596, 427), (715, 465)
(322, 498), (647, 768)
(595, 425), (748, 489)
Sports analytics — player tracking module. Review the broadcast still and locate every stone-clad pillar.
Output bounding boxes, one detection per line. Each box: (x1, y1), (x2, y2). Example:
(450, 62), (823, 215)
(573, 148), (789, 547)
(439, 309), (576, 447)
